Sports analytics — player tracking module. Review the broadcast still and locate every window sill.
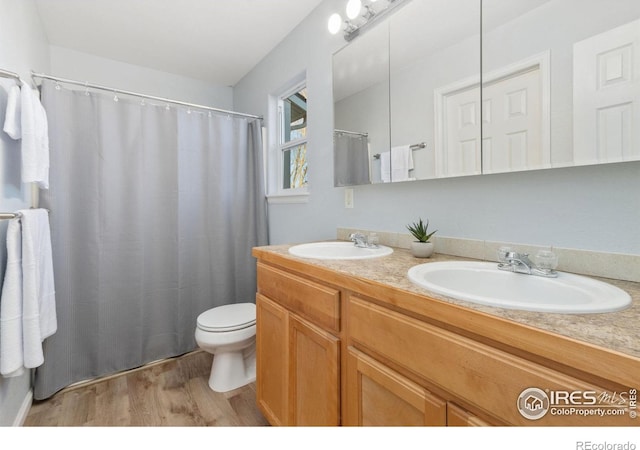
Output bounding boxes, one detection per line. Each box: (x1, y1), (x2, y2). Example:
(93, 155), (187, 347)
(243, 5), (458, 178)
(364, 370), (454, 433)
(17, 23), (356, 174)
(267, 192), (310, 204)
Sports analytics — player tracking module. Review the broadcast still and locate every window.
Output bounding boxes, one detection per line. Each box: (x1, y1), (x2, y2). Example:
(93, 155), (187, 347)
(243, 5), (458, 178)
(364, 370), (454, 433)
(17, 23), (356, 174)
(266, 77), (309, 203)
(279, 86), (308, 191)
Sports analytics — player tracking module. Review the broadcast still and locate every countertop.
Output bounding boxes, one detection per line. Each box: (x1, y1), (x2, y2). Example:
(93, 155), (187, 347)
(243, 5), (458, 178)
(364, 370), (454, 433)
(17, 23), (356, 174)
(253, 243), (640, 361)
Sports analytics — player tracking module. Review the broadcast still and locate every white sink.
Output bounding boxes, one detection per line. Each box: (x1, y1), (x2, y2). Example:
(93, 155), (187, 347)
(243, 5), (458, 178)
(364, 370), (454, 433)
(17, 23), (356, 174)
(407, 261), (631, 314)
(288, 242), (393, 260)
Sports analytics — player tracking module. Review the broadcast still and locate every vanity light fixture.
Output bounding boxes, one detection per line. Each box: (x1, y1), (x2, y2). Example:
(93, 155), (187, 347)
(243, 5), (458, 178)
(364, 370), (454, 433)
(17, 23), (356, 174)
(327, 0), (409, 41)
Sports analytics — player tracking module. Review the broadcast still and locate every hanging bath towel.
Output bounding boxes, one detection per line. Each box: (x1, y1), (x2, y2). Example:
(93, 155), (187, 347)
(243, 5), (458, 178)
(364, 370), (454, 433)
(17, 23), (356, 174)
(0, 209), (56, 376)
(1, 79), (21, 139)
(20, 85), (50, 189)
(20, 209), (57, 369)
(0, 218), (25, 377)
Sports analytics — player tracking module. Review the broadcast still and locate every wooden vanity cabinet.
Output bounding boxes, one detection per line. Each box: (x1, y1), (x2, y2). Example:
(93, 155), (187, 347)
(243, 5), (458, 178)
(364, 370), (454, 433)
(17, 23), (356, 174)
(345, 347), (447, 426)
(254, 248), (639, 427)
(347, 294), (636, 426)
(345, 344), (491, 426)
(447, 403), (493, 426)
(255, 263), (340, 426)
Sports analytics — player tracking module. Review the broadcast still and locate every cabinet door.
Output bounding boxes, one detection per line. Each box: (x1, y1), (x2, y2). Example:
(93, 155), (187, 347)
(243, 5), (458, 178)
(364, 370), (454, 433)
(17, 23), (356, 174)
(289, 314), (340, 426)
(447, 402), (492, 426)
(345, 347), (447, 426)
(256, 294), (289, 426)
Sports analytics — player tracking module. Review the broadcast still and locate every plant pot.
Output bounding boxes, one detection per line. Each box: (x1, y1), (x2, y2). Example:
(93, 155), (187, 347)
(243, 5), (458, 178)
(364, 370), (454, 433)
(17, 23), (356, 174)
(410, 241), (434, 258)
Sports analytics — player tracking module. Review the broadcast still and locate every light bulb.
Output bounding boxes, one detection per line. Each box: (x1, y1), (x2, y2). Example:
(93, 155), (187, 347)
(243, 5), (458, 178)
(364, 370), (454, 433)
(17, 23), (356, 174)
(327, 13), (342, 34)
(346, 0), (362, 20)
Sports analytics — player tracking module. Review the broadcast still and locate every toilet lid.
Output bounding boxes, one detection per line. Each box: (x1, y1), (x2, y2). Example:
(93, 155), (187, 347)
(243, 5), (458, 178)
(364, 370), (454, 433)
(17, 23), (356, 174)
(197, 303), (256, 332)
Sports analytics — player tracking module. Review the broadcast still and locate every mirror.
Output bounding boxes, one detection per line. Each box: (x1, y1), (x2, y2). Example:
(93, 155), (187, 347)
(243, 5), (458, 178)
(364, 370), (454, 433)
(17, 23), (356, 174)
(482, 0), (640, 173)
(390, 0), (481, 180)
(333, 22), (389, 185)
(332, 0), (640, 186)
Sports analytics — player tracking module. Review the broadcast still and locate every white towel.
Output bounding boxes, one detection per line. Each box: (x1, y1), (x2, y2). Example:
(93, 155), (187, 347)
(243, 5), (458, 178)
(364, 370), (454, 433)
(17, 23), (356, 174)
(20, 85), (50, 189)
(0, 209), (56, 376)
(19, 209), (56, 369)
(2, 80), (21, 139)
(380, 151), (391, 183)
(0, 219), (25, 377)
(391, 145), (414, 182)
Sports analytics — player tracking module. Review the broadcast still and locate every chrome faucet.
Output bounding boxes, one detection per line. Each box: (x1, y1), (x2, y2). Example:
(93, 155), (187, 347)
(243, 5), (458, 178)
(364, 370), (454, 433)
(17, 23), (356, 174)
(349, 232), (380, 249)
(497, 249), (558, 278)
(349, 233), (368, 248)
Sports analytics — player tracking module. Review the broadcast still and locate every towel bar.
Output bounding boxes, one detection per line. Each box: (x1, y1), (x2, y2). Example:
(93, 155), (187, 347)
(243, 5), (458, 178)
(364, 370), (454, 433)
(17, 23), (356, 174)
(373, 142), (426, 159)
(1, 209), (50, 220)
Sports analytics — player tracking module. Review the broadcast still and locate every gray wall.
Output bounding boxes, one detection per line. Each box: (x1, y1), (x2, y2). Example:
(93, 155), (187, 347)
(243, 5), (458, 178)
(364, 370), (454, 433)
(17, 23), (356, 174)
(234, 0), (640, 255)
(0, 0), (50, 426)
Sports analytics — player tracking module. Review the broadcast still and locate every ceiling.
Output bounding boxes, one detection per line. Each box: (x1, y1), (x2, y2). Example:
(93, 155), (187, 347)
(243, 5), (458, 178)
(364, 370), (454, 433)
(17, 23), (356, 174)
(34, 0), (324, 87)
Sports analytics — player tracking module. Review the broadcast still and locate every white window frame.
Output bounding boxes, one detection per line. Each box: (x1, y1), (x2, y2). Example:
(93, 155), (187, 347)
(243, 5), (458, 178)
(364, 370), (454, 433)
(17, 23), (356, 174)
(267, 74), (309, 204)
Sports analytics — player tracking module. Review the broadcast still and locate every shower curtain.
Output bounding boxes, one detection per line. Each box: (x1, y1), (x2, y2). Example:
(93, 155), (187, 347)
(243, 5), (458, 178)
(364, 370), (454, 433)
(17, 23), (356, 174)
(333, 132), (371, 186)
(34, 80), (268, 399)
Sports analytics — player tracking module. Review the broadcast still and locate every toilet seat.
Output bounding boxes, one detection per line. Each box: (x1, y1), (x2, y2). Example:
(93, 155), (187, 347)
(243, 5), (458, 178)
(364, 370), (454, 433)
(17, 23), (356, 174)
(197, 303), (256, 332)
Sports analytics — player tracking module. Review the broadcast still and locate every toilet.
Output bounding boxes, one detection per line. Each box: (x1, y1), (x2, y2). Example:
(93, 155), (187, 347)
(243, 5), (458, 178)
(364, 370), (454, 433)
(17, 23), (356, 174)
(194, 302), (256, 393)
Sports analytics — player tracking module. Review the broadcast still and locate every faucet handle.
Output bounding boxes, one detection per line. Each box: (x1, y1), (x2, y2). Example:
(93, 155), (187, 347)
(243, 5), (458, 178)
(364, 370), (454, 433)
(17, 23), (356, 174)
(535, 250), (558, 271)
(497, 246), (513, 262)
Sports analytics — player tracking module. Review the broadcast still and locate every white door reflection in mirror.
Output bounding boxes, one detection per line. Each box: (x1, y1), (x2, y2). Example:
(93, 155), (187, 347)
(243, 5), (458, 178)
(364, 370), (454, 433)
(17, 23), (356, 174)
(573, 19), (640, 165)
(482, 52), (550, 174)
(483, 0), (640, 170)
(434, 80), (481, 178)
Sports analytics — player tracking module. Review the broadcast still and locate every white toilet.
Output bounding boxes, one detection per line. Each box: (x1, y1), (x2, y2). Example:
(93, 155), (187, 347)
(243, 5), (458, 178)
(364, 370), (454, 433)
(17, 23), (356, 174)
(194, 302), (256, 393)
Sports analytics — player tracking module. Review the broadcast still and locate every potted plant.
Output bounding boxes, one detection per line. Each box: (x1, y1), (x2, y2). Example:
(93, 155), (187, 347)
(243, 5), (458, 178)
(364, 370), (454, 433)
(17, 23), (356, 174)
(406, 218), (437, 258)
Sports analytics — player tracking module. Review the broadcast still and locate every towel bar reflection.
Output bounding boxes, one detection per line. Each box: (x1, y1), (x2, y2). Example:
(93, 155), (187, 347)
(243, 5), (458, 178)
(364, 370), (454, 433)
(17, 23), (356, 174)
(0, 210), (49, 220)
(373, 142), (426, 160)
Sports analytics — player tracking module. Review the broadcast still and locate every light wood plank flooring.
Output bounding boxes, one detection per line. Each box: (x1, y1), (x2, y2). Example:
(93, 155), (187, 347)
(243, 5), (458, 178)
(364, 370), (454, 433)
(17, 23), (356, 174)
(24, 351), (268, 426)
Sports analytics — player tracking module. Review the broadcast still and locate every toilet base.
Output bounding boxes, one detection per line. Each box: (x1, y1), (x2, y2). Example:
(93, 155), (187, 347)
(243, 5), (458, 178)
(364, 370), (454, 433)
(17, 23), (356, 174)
(208, 344), (256, 393)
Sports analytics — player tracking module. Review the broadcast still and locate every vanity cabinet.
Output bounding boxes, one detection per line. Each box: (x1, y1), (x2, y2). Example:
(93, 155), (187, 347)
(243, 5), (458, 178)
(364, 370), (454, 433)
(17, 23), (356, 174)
(347, 294), (635, 426)
(345, 347), (447, 426)
(253, 246), (639, 427)
(255, 263), (340, 426)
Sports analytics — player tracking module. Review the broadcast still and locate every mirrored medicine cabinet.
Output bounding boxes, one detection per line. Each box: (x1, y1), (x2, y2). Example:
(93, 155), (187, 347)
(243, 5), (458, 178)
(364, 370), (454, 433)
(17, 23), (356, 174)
(332, 0), (640, 186)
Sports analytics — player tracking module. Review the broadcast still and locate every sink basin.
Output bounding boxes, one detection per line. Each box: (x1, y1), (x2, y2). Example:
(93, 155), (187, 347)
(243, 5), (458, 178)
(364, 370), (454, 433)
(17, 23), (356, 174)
(407, 261), (631, 314)
(288, 242), (393, 260)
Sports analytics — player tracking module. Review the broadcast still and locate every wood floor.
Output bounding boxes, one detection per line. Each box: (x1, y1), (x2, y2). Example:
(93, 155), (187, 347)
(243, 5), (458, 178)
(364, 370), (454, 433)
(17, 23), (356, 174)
(24, 351), (269, 426)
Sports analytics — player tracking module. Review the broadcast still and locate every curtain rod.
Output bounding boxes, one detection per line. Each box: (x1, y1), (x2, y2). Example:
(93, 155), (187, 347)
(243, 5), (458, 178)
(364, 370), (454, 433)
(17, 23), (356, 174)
(0, 68), (23, 86)
(31, 71), (261, 120)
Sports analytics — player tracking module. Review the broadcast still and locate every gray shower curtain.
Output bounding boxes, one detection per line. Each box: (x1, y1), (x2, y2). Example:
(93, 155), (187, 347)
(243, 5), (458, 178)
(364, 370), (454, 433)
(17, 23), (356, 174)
(34, 79), (268, 399)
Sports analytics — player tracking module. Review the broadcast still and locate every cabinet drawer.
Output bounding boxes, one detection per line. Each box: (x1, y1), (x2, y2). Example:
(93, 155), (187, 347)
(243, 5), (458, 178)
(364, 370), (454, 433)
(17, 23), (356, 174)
(349, 296), (634, 426)
(257, 262), (340, 333)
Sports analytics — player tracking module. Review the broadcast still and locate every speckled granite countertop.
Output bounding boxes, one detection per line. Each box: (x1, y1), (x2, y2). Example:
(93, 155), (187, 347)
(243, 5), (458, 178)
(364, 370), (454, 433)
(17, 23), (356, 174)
(255, 243), (640, 360)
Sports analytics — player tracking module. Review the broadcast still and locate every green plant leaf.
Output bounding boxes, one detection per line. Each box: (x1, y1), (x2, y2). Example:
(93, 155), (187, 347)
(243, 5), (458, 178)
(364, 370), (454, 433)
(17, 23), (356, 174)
(406, 217), (437, 242)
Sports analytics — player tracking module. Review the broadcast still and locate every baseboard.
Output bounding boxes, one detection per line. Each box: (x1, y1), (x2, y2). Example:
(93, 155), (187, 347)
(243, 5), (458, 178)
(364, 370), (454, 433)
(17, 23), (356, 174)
(12, 389), (33, 427)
